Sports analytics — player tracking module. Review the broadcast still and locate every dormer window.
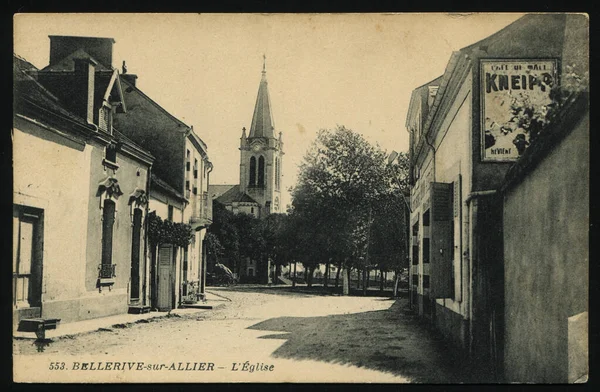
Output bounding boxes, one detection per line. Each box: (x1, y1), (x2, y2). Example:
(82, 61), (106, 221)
(99, 104), (113, 134)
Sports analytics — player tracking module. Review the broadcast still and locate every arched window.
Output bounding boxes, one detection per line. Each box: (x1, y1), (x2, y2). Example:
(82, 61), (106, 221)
(275, 158), (279, 190)
(258, 156), (265, 188)
(249, 156), (256, 186)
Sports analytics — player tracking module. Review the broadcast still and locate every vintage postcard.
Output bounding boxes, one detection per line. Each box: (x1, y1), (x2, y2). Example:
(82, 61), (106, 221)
(12, 13), (588, 383)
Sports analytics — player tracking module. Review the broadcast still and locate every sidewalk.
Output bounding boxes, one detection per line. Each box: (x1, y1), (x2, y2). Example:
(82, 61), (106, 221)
(14, 293), (226, 340)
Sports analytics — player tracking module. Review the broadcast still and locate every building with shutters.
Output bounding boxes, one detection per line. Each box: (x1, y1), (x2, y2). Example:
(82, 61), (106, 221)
(113, 58), (214, 312)
(208, 57), (284, 284)
(13, 41), (154, 326)
(405, 14), (587, 380)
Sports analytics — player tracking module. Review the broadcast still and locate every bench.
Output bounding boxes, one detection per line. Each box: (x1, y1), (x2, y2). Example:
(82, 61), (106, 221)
(18, 318), (61, 340)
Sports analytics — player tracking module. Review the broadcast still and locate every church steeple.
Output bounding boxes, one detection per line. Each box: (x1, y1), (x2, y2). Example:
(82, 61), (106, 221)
(249, 55), (275, 139)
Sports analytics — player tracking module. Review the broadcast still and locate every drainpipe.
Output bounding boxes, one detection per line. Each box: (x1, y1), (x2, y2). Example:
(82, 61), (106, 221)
(465, 190), (497, 205)
(424, 131), (437, 183)
(143, 164), (152, 308)
(200, 161), (213, 296)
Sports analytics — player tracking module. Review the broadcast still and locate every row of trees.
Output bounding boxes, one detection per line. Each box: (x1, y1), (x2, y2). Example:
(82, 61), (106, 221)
(204, 202), (291, 281)
(289, 126), (410, 292)
(206, 126), (410, 293)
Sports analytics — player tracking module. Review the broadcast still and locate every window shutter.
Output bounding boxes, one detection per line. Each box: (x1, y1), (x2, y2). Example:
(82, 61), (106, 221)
(159, 246), (172, 266)
(430, 182), (454, 298)
(101, 200), (116, 266)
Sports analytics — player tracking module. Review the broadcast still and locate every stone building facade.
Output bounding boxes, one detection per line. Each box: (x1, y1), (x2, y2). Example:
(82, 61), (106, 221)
(405, 14), (588, 381)
(13, 40), (154, 325)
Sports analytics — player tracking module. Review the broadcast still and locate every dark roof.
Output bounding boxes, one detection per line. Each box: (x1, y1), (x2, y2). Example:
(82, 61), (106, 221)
(208, 184), (236, 199)
(41, 49), (112, 72)
(214, 185), (259, 205)
(120, 76), (191, 130)
(150, 173), (185, 200)
(13, 54), (89, 128)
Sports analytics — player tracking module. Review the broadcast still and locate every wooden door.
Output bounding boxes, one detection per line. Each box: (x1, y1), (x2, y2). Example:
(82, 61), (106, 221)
(13, 207), (43, 311)
(157, 245), (173, 311)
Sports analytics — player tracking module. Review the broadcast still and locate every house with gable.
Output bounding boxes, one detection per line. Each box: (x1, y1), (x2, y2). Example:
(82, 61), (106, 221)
(13, 35), (154, 327)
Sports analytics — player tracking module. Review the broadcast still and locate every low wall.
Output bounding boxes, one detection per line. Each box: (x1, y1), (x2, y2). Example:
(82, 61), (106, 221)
(41, 290), (129, 324)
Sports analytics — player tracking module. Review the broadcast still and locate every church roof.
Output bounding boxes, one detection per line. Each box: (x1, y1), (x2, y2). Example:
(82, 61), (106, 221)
(214, 184), (260, 205)
(249, 56), (275, 139)
(208, 184), (237, 199)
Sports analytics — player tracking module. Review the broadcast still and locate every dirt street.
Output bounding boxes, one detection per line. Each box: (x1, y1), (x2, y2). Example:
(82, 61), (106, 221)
(14, 286), (470, 383)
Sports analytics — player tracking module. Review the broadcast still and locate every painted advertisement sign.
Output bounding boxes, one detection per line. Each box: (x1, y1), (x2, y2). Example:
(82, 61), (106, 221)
(480, 59), (557, 161)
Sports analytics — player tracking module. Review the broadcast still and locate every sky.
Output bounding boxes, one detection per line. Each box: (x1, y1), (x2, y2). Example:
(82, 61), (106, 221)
(14, 13), (524, 209)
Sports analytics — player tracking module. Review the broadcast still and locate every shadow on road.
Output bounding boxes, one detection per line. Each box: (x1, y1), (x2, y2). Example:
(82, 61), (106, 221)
(247, 299), (473, 383)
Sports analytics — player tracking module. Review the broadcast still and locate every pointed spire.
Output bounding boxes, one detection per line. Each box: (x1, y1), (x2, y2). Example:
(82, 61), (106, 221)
(249, 57), (275, 138)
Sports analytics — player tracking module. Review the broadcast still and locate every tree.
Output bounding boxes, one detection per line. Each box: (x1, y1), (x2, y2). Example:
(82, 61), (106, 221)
(290, 126), (409, 293)
(260, 213), (294, 281)
(204, 232), (224, 271)
(206, 202), (240, 274)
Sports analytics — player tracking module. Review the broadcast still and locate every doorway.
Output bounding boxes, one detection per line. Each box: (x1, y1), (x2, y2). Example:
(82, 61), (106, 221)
(13, 205), (44, 322)
(157, 245), (174, 311)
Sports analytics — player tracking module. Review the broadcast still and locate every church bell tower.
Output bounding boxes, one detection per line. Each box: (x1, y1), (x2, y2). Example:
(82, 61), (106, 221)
(239, 56), (284, 216)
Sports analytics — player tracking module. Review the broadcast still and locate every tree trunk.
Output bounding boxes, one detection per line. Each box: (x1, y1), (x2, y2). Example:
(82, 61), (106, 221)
(307, 266), (314, 288)
(304, 267), (308, 283)
(335, 263), (341, 288)
(380, 268), (384, 292)
(343, 265), (350, 296)
(357, 267), (361, 289)
(324, 262), (330, 287)
(362, 267), (367, 296)
(292, 261), (297, 288)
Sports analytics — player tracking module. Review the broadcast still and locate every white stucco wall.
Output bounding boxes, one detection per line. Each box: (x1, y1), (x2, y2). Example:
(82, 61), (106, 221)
(13, 118), (91, 305)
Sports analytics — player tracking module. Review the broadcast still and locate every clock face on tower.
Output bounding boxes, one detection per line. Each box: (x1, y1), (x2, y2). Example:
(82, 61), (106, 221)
(252, 144), (261, 152)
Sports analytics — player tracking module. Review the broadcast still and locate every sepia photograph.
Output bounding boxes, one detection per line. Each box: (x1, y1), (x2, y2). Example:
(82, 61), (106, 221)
(12, 12), (589, 383)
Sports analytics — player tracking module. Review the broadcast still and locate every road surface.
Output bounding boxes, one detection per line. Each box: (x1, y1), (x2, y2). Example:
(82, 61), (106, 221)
(14, 286), (468, 383)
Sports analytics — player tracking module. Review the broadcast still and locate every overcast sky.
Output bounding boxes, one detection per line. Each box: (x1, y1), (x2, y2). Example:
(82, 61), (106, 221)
(14, 13), (524, 209)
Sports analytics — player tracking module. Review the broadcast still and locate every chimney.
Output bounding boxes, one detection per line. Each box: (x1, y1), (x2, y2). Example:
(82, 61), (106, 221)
(121, 74), (138, 87)
(49, 36), (115, 68)
(73, 57), (98, 124)
(120, 60), (138, 87)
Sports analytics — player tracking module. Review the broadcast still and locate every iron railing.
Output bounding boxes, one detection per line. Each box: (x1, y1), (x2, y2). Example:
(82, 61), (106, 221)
(98, 264), (116, 279)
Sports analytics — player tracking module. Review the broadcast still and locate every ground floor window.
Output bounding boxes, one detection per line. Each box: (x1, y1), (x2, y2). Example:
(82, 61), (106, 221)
(130, 208), (142, 300)
(100, 199), (116, 279)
